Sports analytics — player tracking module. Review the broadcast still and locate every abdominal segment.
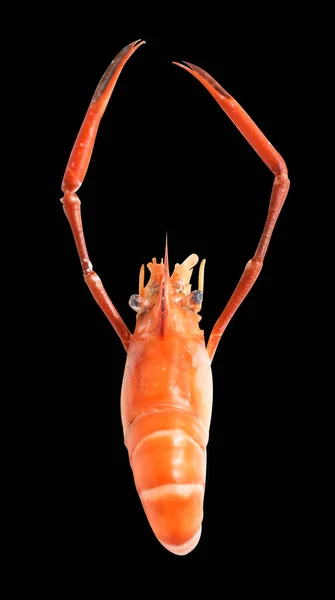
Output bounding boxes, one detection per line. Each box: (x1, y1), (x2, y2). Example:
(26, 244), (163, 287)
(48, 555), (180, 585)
(127, 414), (207, 554)
(131, 429), (206, 491)
(121, 333), (213, 554)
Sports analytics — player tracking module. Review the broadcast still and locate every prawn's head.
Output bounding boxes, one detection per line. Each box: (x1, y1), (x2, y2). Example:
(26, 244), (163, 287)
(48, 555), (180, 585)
(129, 241), (206, 336)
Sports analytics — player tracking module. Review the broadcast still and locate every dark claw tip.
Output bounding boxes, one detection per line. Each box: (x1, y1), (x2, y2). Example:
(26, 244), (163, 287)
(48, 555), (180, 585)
(93, 40), (145, 102)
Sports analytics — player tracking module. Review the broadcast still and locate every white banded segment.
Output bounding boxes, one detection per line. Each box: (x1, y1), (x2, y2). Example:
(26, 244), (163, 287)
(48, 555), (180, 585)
(131, 428), (203, 459)
(129, 427), (207, 555)
(130, 428), (206, 493)
(139, 481), (205, 556)
(139, 483), (204, 501)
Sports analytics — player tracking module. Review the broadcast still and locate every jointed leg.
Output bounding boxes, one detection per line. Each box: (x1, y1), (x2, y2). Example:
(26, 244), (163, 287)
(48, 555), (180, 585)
(173, 62), (290, 362)
(61, 40), (145, 351)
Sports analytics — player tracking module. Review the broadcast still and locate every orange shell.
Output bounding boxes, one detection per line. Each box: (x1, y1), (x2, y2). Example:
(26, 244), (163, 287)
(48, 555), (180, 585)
(121, 254), (212, 555)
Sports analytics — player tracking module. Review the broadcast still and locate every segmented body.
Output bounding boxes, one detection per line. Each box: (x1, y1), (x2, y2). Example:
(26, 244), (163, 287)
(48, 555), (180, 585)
(121, 322), (212, 554)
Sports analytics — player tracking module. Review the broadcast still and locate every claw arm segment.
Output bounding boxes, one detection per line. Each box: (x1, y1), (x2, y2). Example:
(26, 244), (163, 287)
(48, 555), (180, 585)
(173, 61), (290, 362)
(62, 40), (145, 193)
(61, 40), (145, 351)
(172, 62), (287, 176)
(62, 193), (131, 351)
(85, 271), (132, 352)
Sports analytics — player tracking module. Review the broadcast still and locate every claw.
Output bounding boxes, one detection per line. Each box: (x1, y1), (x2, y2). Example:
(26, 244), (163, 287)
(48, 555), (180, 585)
(62, 39), (146, 194)
(173, 58), (287, 175)
(93, 39), (146, 103)
(172, 60), (230, 101)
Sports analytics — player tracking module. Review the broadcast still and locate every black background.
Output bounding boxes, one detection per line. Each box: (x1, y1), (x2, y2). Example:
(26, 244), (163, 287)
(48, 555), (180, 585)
(20, 8), (322, 592)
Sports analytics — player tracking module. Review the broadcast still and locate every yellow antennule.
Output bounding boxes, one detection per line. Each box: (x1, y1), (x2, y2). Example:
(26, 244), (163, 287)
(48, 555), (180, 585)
(198, 259), (206, 293)
(182, 254), (199, 271)
(139, 264), (145, 296)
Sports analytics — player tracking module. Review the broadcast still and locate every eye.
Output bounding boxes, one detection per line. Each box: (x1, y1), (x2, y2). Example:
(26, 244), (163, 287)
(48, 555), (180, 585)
(190, 290), (203, 305)
(129, 294), (145, 312)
